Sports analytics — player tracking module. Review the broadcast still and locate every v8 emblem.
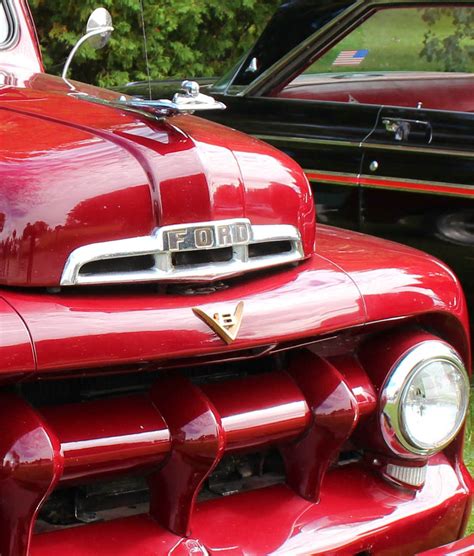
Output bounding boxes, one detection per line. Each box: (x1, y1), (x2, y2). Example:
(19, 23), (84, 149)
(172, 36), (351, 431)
(193, 302), (244, 344)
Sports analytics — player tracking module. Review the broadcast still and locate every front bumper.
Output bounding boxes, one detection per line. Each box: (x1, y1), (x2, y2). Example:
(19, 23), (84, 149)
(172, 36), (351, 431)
(31, 454), (472, 556)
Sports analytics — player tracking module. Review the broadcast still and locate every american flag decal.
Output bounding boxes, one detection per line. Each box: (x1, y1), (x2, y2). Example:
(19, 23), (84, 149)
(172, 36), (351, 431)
(332, 49), (368, 66)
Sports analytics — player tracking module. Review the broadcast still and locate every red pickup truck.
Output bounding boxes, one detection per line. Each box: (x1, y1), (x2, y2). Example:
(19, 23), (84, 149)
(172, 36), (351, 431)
(0, 2), (472, 554)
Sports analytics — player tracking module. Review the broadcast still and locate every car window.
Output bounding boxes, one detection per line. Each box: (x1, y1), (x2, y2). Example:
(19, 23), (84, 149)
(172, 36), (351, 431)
(276, 7), (474, 112)
(0, 1), (14, 48)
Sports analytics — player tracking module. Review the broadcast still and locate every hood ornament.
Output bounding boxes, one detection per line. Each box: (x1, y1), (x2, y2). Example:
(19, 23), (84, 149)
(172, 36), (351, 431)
(193, 301), (244, 344)
(80, 80), (225, 119)
(171, 80), (226, 112)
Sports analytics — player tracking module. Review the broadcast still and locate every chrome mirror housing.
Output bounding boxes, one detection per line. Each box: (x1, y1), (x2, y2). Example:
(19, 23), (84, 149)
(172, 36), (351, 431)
(62, 8), (114, 80)
(86, 8), (113, 50)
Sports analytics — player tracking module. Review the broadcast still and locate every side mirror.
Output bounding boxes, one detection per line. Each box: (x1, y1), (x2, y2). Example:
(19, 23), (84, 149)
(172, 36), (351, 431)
(62, 8), (114, 80)
(86, 8), (113, 50)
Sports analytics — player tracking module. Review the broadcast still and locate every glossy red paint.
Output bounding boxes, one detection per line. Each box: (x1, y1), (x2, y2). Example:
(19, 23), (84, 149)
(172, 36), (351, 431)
(0, 1), (42, 74)
(30, 455), (471, 555)
(149, 376), (225, 536)
(40, 395), (171, 483)
(0, 225), (467, 375)
(418, 533), (474, 555)
(0, 79), (314, 287)
(281, 352), (358, 501)
(315, 226), (470, 356)
(201, 371), (310, 452)
(2, 1), (473, 553)
(330, 354), (377, 416)
(0, 393), (62, 556)
(0, 297), (35, 377)
(359, 329), (444, 391)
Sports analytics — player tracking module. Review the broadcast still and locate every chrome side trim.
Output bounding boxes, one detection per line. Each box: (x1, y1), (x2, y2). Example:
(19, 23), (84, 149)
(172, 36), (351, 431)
(255, 134), (474, 161)
(359, 173), (474, 192)
(61, 220), (304, 286)
(254, 134), (361, 150)
(362, 141), (474, 159)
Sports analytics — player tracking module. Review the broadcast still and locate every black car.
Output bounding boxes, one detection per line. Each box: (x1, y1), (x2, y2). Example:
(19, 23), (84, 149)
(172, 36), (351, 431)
(122, 0), (474, 322)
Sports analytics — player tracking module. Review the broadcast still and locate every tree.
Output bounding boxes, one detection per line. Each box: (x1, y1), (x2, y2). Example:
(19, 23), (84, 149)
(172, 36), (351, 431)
(29, 0), (280, 88)
(420, 7), (474, 72)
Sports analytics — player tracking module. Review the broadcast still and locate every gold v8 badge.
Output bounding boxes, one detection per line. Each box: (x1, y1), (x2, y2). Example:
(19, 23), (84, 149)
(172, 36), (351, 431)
(193, 301), (244, 344)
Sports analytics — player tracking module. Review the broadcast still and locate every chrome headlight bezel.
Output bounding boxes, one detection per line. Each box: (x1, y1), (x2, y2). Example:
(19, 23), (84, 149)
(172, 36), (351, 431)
(380, 340), (469, 458)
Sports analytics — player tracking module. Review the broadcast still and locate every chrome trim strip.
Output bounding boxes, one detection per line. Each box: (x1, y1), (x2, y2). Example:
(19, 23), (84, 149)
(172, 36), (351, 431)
(362, 141), (474, 159)
(255, 134), (474, 160)
(254, 134), (361, 150)
(61, 220), (304, 286)
(359, 173), (474, 192)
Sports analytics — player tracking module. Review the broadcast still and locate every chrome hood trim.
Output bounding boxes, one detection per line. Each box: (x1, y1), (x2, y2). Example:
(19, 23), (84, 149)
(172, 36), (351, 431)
(60, 219), (304, 286)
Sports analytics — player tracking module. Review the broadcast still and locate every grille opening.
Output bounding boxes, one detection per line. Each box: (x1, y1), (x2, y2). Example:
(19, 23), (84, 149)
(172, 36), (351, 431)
(18, 352), (287, 407)
(248, 241), (292, 258)
(35, 449), (286, 532)
(80, 255), (155, 276)
(75, 241), (293, 279)
(34, 447), (363, 533)
(172, 247), (233, 267)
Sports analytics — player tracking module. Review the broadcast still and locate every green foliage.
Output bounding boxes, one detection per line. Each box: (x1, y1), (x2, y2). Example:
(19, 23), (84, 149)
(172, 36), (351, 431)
(28, 0), (279, 88)
(465, 388), (474, 534)
(421, 8), (474, 72)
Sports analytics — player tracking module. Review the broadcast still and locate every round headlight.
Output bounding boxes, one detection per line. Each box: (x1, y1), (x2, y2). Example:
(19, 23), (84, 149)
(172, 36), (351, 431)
(381, 340), (469, 457)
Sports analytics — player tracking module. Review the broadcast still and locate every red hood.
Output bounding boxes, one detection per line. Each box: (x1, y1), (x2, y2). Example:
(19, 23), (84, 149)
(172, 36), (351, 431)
(0, 74), (315, 287)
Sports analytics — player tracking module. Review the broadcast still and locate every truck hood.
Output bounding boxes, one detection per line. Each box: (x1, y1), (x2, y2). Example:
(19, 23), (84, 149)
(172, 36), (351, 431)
(0, 74), (315, 287)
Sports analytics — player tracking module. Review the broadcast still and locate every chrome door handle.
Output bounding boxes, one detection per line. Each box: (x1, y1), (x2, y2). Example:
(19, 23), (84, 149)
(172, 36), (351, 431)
(382, 118), (432, 143)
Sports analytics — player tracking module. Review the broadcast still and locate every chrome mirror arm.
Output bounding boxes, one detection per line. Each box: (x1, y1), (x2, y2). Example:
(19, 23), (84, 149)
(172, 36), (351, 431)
(62, 26), (114, 80)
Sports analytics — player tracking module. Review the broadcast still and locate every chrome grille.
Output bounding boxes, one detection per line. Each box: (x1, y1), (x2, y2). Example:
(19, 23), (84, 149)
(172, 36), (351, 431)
(60, 219), (304, 286)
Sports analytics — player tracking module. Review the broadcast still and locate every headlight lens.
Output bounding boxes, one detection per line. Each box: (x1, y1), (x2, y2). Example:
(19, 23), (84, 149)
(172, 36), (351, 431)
(381, 340), (469, 457)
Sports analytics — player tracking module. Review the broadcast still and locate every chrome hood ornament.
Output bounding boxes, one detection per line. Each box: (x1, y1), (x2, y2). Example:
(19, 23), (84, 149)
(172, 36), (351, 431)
(193, 302), (244, 344)
(172, 80), (225, 111)
(80, 80), (225, 119)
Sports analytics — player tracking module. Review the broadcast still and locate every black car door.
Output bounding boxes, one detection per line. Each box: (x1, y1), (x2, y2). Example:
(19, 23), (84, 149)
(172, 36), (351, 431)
(360, 106), (474, 310)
